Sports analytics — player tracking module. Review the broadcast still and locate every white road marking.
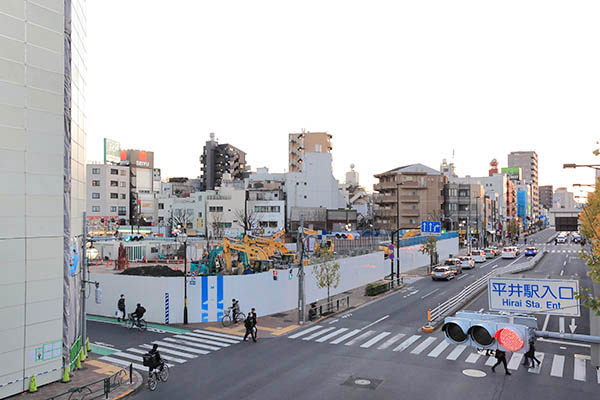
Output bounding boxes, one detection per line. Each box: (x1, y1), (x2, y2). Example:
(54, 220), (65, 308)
(345, 330), (375, 346)
(303, 327), (335, 341)
(528, 352), (544, 374)
(140, 344), (196, 359)
(465, 353), (480, 363)
(289, 325), (322, 339)
(478, 308), (484, 312)
(507, 353), (524, 370)
(597, 367), (600, 384)
(328, 319), (339, 325)
(427, 341), (449, 358)
(193, 329), (244, 340)
(550, 354), (565, 378)
(559, 317), (565, 333)
(360, 332), (391, 348)
(393, 335), (421, 352)
(112, 351), (174, 367)
(128, 347), (186, 364)
(316, 328), (348, 343)
(185, 332), (240, 344)
(446, 345), (467, 360)
(361, 315), (389, 330)
(560, 270), (564, 276)
(100, 356), (146, 371)
(153, 340), (210, 355)
(377, 333), (406, 350)
(174, 334), (230, 347)
(163, 337), (219, 351)
(542, 314), (550, 331)
(564, 260), (567, 266)
(330, 329), (361, 344)
(457, 274), (468, 280)
(574, 357), (586, 381)
(421, 289), (439, 299)
(485, 356), (497, 366)
(410, 337), (437, 355)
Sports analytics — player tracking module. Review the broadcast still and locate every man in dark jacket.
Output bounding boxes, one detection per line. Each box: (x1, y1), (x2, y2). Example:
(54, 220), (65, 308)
(131, 303), (146, 327)
(523, 340), (541, 368)
(243, 314), (257, 342)
(491, 349), (511, 375)
(148, 344), (163, 373)
(117, 294), (126, 322)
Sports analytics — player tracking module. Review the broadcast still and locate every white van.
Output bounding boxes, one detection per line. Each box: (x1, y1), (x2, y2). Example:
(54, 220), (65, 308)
(501, 247), (517, 259)
(470, 250), (487, 263)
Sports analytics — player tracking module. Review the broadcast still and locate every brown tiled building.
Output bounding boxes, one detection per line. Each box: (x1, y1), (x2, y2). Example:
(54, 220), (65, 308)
(288, 131), (332, 173)
(373, 164), (446, 230)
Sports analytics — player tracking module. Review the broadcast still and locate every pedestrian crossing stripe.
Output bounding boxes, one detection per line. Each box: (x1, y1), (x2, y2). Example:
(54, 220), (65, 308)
(99, 329), (242, 372)
(287, 326), (599, 384)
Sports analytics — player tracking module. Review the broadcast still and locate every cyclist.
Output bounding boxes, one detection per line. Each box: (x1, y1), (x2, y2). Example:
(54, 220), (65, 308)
(148, 344), (163, 374)
(231, 299), (240, 322)
(131, 303), (146, 327)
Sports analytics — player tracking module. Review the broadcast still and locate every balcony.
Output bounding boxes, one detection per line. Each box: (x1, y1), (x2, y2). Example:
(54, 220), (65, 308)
(399, 195), (419, 203)
(373, 182), (399, 191)
(400, 209), (420, 217)
(401, 181), (426, 189)
(375, 209), (397, 217)
(373, 194), (396, 204)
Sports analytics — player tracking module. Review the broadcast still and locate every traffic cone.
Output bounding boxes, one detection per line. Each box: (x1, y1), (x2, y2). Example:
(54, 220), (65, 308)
(28, 375), (37, 392)
(62, 367), (70, 383)
(75, 352), (81, 369)
(86, 337), (91, 352)
(81, 346), (86, 362)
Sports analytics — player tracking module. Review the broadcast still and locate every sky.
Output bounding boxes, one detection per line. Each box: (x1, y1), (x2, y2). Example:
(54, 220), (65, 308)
(86, 0), (600, 201)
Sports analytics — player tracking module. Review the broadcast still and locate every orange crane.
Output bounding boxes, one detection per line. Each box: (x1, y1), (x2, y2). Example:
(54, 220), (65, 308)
(222, 237), (272, 274)
(243, 230), (297, 264)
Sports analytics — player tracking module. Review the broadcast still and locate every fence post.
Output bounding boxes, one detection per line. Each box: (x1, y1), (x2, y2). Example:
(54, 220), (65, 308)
(104, 377), (110, 398)
(336, 299), (339, 311)
(129, 363), (133, 384)
(319, 305), (322, 316)
(346, 296), (349, 308)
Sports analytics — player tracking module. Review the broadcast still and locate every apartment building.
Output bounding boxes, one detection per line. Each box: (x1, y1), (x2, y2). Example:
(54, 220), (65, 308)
(373, 164), (446, 230)
(508, 151), (539, 217)
(200, 132), (249, 190)
(539, 185), (553, 210)
(86, 163), (130, 226)
(288, 130), (332, 173)
(247, 168), (286, 235)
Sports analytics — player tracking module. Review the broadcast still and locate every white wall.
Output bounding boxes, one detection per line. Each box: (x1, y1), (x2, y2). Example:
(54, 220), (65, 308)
(87, 237), (458, 323)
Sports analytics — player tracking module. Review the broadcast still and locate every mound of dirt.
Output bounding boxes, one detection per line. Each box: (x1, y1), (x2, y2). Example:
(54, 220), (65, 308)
(119, 265), (184, 277)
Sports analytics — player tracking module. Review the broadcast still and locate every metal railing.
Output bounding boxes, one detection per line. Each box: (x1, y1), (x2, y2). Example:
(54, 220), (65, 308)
(426, 245), (547, 327)
(47, 366), (131, 400)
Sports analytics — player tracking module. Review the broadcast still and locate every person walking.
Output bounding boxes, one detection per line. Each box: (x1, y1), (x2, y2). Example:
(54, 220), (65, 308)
(117, 294), (126, 322)
(250, 308), (258, 340)
(491, 349), (511, 375)
(243, 313), (257, 342)
(523, 339), (540, 368)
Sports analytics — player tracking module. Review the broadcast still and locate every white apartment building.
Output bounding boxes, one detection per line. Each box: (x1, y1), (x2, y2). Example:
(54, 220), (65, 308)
(205, 180), (246, 238)
(247, 168), (286, 235)
(0, 0), (87, 397)
(86, 163), (129, 225)
(450, 173), (509, 223)
(156, 191), (210, 236)
(554, 187), (577, 209)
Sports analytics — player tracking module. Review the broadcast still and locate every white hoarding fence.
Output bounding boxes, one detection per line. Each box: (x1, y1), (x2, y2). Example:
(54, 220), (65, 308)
(488, 277), (580, 317)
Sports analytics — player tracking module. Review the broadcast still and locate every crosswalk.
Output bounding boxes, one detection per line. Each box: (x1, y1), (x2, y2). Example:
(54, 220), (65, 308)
(288, 325), (600, 385)
(100, 329), (243, 371)
(549, 249), (580, 254)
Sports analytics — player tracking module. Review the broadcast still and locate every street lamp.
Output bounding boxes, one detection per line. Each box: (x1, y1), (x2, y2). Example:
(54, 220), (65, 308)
(563, 163), (600, 170)
(177, 230), (189, 324)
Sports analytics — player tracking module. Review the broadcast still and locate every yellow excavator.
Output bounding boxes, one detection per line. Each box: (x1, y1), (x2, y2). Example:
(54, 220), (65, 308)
(222, 237), (273, 274)
(243, 230), (297, 264)
(301, 228), (335, 258)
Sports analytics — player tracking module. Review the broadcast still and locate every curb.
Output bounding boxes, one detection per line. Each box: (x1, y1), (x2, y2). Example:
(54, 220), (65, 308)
(112, 369), (143, 399)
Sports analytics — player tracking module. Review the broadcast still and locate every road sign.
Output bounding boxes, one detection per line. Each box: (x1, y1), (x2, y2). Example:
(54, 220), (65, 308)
(488, 277), (580, 317)
(421, 220), (441, 236)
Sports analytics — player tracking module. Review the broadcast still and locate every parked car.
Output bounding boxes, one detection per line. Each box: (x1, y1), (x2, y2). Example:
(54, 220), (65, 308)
(524, 247), (537, 257)
(459, 256), (475, 269)
(443, 258), (462, 275)
(483, 248), (496, 259)
(501, 247), (517, 259)
(431, 266), (455, 281)
(470, 250), (487, 263)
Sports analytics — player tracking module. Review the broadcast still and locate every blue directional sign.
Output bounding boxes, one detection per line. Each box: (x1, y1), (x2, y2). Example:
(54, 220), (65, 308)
(421, 220), (441, 236)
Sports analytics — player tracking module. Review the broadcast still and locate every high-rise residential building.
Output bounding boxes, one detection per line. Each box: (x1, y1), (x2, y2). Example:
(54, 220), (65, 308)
(0, 1), (86, 396)
(86, 163), (130, 227)
(443, 183), (485, 242)
(508, 151), (539, 217)
(440, 159), (457, 179)
(288, 130), (332, 173)
(554, 187), (577, 209)
(373, 164), (446, 230)
(200, 132), (249, 190)
(120, 149), (155, 224)
(539, 185), (553, 210)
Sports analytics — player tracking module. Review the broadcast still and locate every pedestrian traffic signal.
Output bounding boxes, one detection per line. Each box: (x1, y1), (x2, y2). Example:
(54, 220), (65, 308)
(442, 311), (535, 352)
(272, 269), (278, 281)
(288, 269), (293, 280)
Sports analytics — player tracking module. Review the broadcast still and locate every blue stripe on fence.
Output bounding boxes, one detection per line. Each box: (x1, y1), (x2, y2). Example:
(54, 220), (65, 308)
(216, 275), (224, 322)
(201, 276), (208, 322)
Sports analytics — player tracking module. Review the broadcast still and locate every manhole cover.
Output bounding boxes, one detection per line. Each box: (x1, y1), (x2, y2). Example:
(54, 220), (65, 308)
(462, 369), (486, 378)
(341, 376), (382, 390)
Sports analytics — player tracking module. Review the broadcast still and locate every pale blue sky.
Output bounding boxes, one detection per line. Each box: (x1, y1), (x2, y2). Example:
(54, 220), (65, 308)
(86, 0), (600, 199)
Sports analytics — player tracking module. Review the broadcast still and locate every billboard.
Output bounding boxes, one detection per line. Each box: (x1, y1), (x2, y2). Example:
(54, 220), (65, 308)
(103, 138), (121, 164)
(501, 167), (522, 181)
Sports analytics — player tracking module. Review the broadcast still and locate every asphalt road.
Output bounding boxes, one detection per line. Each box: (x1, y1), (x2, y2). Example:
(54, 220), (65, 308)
(89, 229), (600, 399)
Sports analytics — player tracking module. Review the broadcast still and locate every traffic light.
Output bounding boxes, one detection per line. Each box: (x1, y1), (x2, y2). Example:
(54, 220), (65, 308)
(442, 311), (535, 352)
(288, 269), (293, 280)
(272, 269), (278, 281)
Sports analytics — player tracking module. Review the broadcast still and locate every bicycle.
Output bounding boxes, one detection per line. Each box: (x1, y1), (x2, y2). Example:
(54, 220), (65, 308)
(147, 362), (169, 391)
(221, 308), (246, 327)
(128, 313), (147, 331)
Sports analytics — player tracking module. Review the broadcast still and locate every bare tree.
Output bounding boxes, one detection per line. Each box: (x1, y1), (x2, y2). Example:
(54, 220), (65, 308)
(172, 208), (194, 233)
(234, 208), (260, 234)
(211, 212), (225, 239)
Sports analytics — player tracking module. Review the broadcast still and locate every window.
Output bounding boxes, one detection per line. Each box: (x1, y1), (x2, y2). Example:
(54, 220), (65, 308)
(409, 218), (417, 224)
(119, 181), (126, 187)
(198, 212), (202, 218)
(187, 209), (194, 216)
(110, 193), (118, 199)
(304, 195), (307, 199)
(110, 206), (117, 212)
(158, 217), (164, 223)
(92, 168), (100, 174)
(314, 144), (322, 152)
(111, 169), (118, 175)
(269, 221), (278, 228)
(118, 206), (127, 216)
(92, 206), (100, 212)
(91, 193), (100, 199)
(110, 180), (118, 187)
(448, 204), (457, 211)
(158, 203), (164, 210)
(209, 206), (224, 212)
(120, 170), (126, 176)
(270, 206), (280, 212)
(120, 194), (126, 199)
(92, 180), (100, 187)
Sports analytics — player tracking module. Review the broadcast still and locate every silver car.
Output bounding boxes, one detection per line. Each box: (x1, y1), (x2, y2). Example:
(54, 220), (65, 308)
(431, 266), (455, 281)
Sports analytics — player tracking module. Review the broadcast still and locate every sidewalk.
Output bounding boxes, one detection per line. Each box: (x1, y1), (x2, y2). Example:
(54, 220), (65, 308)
(9, 354), (142, 400)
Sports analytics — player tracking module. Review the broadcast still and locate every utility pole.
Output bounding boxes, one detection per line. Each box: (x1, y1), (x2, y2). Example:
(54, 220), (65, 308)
(297, 215), (306, 324)
(81, 212), (87, 352)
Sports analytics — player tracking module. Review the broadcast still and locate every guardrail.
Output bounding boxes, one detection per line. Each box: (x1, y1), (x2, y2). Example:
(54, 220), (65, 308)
(47, 366), (131, 400)
(308, 295), (351, 321)
(424, 245), (547, 330)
